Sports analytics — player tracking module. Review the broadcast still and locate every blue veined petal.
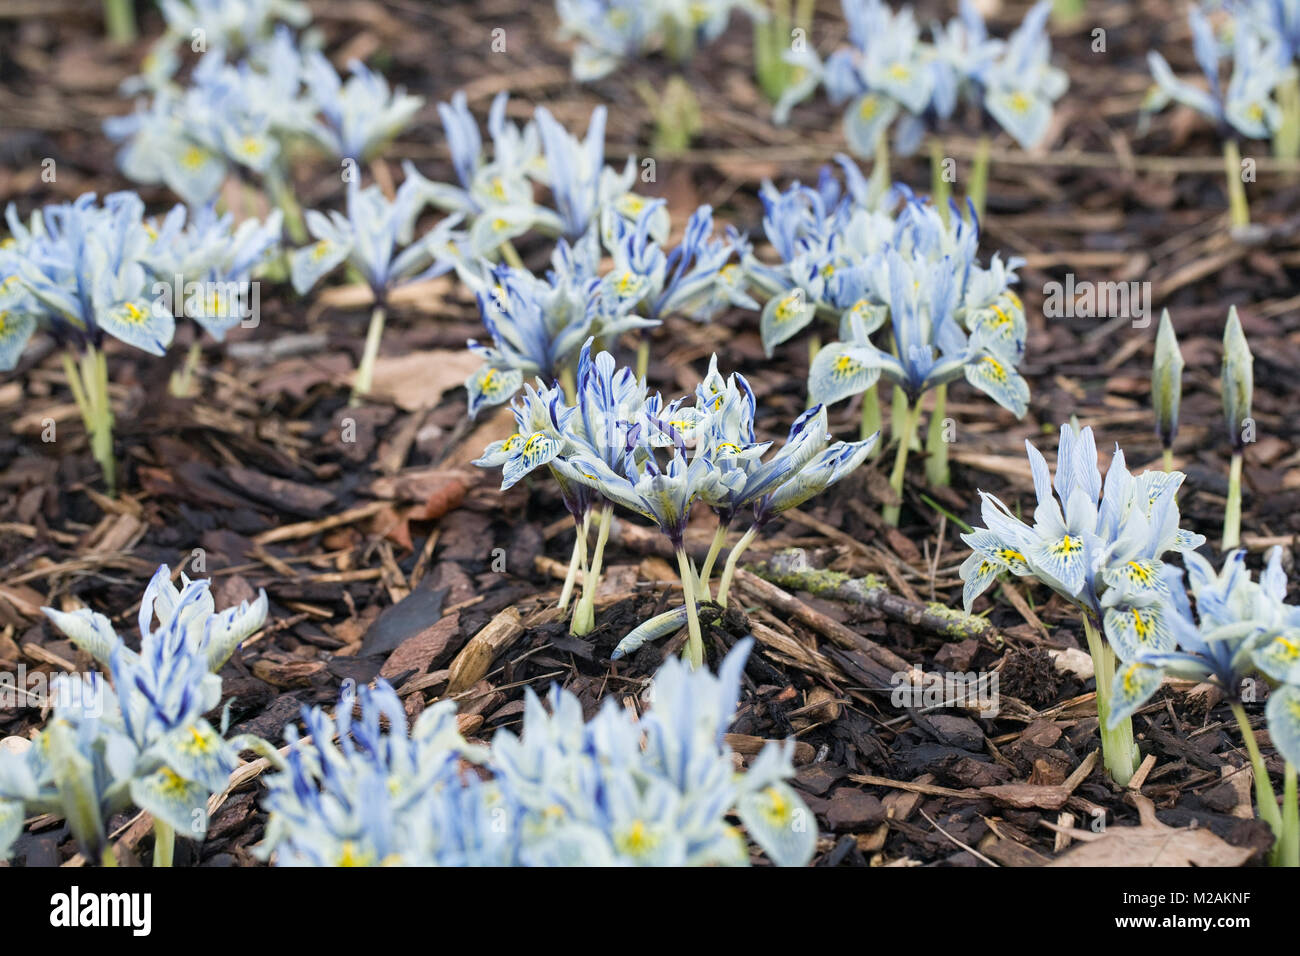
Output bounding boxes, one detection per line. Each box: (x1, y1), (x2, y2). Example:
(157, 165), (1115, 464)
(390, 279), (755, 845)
(843, 93), (899, 155)
(1029, 531), (1088, 596)
(0, 309), (36, 370)
(473, 432), (525, 468)
(501, 432), (563, 490)
(98, 299), (174, 356)
(966, 298), (1026, 360)
(152, 720), (234, 794)
(962, 528), (1033, 576)
(1146, 51), (1220, 120)
(1251, 632), (1300, 685)
(759, 288), (817, 356)
(736, 779), (816, 867)
(807, 342), (882, 407)
(837, 298), (888, 340)
(1172, 528), (1206, 552)
(1107, 659), (1165, 730)
(130, 766), (210, 835)
(1103, 602), (1176, 662)
(290, 237), (351, 295)
(159, 144), (227, 208)
(963, 352), (1029, 417)
(465, 365), (523, 418)
(1265, 684), (1300, 766)
(42, 606), (121, 668)
(1101, 559), (1167, 599)
(985, 87), (1053, 149)
(959, 551), (1003, 613)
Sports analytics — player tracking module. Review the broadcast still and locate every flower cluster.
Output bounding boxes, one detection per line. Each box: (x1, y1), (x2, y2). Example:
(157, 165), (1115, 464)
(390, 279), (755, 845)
(958, 423), (1205, 783)
(555, 0), (759, 81)
(1107, 547), (1300, 764)
(461, 197), (751, 417)
(805, 195), (1030, 417)
(259, 638), (815, 866)
(107, 27), (422, 208)
(777, 0), (1067, 154)
(1145, 4), (1286, 141)
(476, 343), (875, 660)
(0, 566), (270, 863)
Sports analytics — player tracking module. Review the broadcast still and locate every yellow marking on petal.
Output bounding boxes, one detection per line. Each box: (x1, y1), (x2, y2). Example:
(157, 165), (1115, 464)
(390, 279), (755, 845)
(1008, 92), (1032, 114)
(833, 353), (862, 377)
(120, 302), (148, 324)
(858, 96), (879, 119)
(1123, 662), (1143, 693)
(158, 767), (190, 796)
(774, 292), (803, 322)
(181, 146), (206, 170)
(337, 841), (374, 867)
(980, 355), (1007, 383)
(615, 819), (657, 857)
(1271, 636), (1300, 660)
(311, 240), (333, 261)
(997, 548), (1026, 564)
(888, 64), (910, 80)
(758, 785), (793, 825)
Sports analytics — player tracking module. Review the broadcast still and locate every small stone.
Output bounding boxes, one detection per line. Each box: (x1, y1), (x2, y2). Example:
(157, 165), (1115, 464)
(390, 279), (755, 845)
(826, 788), (886, 831)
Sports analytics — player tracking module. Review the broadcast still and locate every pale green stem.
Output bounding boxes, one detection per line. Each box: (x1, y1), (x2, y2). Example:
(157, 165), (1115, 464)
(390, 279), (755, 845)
(806, 333), (822, 408)
(1223, 452), (1243, 552)
(65, 347), (116, 496)
(930, 139), (951, 223)
(860, 383), (881, 453)
(572, 506), (612, 636)
(716, 525), (759, 609)
(169, 340), (203, 398)
(153, 820), (175, 868)
(265, 164), (307, 245)
(1083, 616), (1139, 786)
(1275, 68), (1300, 161)
(869, 134), (891, 206)
(1229, 701), (1283, 846)
(500, 240), (525, 270)
(350, 304), (386, 406)
(1282, 762), (1299, 868)
(697, 523), (729, 602)
(1162, 447), (1174, 473)
(925, 383), (950, 487)
(100, 845), (118, 867)
(677, 548), (705, 668)
(1224, 139), (1250, 230)
(884, 398), (922, 527)
(560, 364), (578, 404)
(635, 337), (650, 383)
(103, 0), (136, 43)
(969, 134), (991, 222)
(556, 520), (586, 611)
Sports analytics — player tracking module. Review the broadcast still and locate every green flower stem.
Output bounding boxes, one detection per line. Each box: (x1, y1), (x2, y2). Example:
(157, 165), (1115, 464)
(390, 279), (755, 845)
(870, 134), (891, 206)
(560, 364), (578, 404)
(556, 514), (589, 611)
(153, 820), (174, 868)
(697, 523), (730, 601)
(499, 240), (525, 270)
(677, 548), (705, 668)
(572, 505), (612, 636)
(635, 336), (650, 383)
(169, 340), (203, 398)
(103, 0), (136, 43)
(265, 164), (307, 245)
(1083, 615), (1139, 786)
(883, 398), (922, 527)
(1229, 701), (1283, 846)
(1223, 451), (1243, 551)
(925, 383), (950, 487)
(716, 525), (759, 609)
(1275, 68), (1300, 161)
(1162, 447), (1174, 473)
(1223, 139), (1251, 230)
(100, 845), (118, 867)
(350, 304), (386, 406)
(969, 134), (991, 223)
(860, 383), (881, 452)
(930, 139), (951, 224)
(806, 333), (822, 407)
(64, 346), (116, 496)
(1282, 762), (1299, 868)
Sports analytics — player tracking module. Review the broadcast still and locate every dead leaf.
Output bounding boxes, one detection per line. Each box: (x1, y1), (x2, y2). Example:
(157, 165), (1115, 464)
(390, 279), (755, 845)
(1047, 795), (1254, 866)
(364, 350), (481, 411)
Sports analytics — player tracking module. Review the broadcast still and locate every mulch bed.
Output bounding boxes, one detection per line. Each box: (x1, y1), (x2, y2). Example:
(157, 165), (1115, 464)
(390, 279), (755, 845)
(1, 0), (1298, 866)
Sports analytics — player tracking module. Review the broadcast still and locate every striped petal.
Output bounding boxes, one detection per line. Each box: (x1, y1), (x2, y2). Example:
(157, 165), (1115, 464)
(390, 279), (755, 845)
(1265, 684), (1300, 766)
(1107, 659), (1165, 730)
(465, 365), (523, 418)
(130, 767), (210, 835)
(759, 289), (817, 357)
(964, 352), (1029, 417)
(1251, 632), (1300, 685)
(501, 431), (563, 490)
(1029, 532), (1088, 596)
(99, 299), (174, 356)
(736, 780), (816, 867)
(0, 310), (36, 371)
(807, 342), (882, 407)
(1104, 602), (1175, 662)
(959, 551), (1002, 613)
